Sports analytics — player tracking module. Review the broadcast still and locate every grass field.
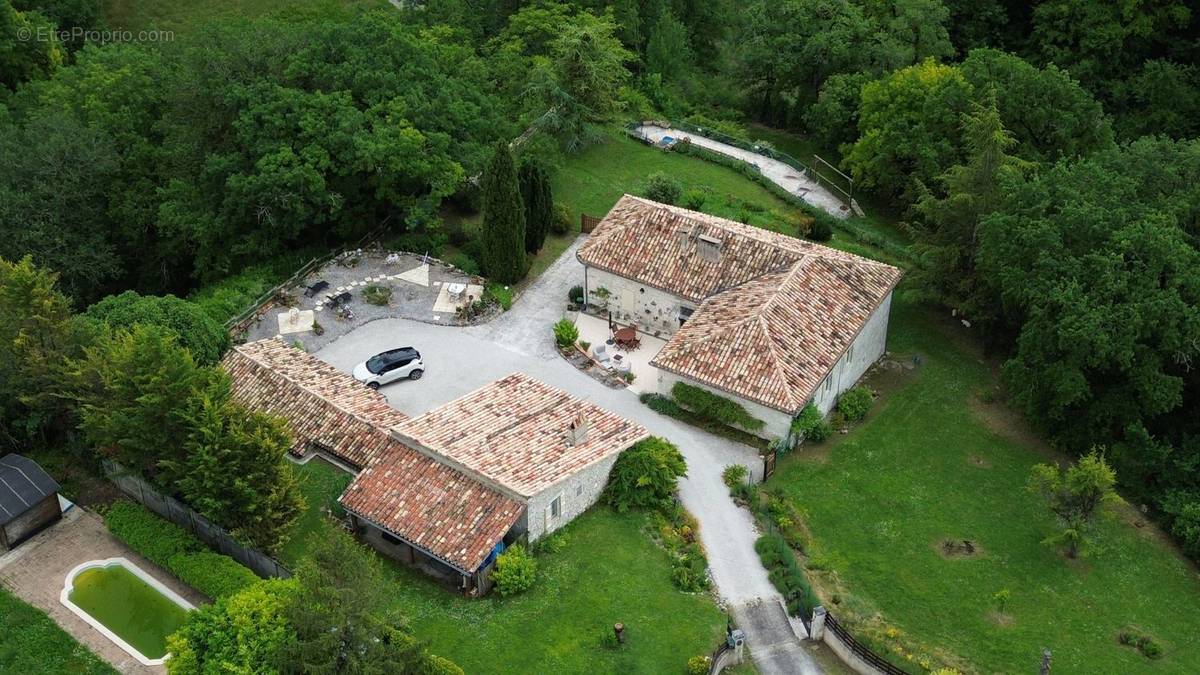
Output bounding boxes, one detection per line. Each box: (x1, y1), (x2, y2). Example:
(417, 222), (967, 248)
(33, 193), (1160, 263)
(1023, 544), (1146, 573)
(279, 459), (726, 674)
(550, 129), (903, 266)
(769, 295), (1200, 673)
(105, 0), (385, 33)
(0, 586), (117, 675)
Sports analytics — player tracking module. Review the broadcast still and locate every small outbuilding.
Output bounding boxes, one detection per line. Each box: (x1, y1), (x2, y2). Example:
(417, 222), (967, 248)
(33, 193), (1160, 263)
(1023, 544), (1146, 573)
(0, 454), (63, 551)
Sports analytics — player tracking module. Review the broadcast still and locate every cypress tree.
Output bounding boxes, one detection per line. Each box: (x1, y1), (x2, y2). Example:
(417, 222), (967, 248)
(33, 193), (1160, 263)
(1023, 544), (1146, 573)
(481, 142), (526, 284)
(519, 160), (553, 253)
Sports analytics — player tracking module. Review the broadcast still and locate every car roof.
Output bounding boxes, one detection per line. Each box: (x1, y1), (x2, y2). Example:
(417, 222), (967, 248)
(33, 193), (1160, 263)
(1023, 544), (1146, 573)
(379, 347), (417, 358)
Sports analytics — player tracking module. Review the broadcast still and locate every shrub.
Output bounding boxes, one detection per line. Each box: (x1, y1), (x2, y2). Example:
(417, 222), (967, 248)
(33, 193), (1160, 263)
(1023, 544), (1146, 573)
(686, 655), (711, 674)
(579, 340), (591, 351)
(86, 291), (229, 365)
(168, 578), (297, 674)
(806, 212), (834, 242)
(104, 501), (200, 568)
(755, 534), (819, 618)
(362, 284), (393, 306)
(792, 403), (831, 442)
(1161, 490), (1200, 560)
(641, 172), (683, 205)
(568, 284), (585, 305)
(836, 387), (874, 422)
(446, 252), (480, 276)
(485, 283), (513, 311)
(722, 464), (749, 488)
(682, 189), (706, 211)
(492, 545), (537, 596)
(104, 501), (260, 600)
(605, 437), (688, 512)
(641, 392), (684, 416)
(1140, 637), (1164, 659)
(553, 318), (579, 348)
(167, 551), (259, 600)
(671, 382), (765, 431)
(551, 202), (571, 234)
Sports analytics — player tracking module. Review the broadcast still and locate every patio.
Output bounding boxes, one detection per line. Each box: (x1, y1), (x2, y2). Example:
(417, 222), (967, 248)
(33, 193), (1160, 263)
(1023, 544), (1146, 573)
(240, 250), (494, 352)
(574, 313), (666, 395)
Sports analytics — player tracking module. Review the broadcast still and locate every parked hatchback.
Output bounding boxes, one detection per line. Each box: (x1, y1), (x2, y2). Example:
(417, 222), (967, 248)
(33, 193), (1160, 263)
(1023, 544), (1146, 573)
(352, 347), (424, 389)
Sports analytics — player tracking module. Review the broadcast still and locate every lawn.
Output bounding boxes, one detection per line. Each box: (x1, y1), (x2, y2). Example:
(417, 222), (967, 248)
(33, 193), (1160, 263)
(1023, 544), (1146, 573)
(0, 586), (117, 675)
(550, 129), (901, 265)
(279, 459), (727, 674)
(768, 294), (1200, 673)
(105, 0), (385, 33)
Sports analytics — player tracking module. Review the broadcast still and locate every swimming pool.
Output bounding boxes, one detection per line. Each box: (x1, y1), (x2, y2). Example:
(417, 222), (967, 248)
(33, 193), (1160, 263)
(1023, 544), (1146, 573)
(60, 557), (194, 665)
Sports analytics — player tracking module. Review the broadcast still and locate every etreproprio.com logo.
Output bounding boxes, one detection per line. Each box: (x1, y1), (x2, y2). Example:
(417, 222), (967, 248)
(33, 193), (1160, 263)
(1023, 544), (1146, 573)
(18, 26), (175, 44)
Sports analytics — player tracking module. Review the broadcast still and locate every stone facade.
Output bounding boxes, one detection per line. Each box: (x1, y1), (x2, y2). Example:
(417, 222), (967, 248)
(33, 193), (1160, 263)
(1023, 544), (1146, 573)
(656, 291), (894, 439)
(583, 267), (695, 337)
(522, 453), (620, 541)
(806, 291), (893, 417)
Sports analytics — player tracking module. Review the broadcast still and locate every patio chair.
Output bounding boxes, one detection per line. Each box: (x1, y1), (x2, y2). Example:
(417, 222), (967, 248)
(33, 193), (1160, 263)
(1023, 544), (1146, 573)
(592, 344), (613, 368)
(327, 291), (352, 307)
(304, 280), (330, 298)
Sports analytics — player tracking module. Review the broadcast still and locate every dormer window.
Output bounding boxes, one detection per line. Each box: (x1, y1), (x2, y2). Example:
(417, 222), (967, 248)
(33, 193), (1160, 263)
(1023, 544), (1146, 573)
(697, 234), (723, 262)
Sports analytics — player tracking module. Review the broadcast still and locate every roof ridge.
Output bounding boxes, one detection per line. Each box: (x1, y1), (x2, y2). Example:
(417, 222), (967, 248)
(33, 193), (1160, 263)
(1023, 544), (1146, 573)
(234, 340), (396, 431)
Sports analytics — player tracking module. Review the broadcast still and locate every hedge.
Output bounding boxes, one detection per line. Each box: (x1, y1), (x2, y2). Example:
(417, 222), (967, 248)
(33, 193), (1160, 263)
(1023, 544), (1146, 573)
(755, 534), (819, 619)
(104, 501), (258, 600)
(671, 381), (765, 431)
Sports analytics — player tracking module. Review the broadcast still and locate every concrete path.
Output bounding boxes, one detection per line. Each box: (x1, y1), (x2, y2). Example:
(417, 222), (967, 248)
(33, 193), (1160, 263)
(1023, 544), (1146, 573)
(636, 124), (852, 219)
(317, 238), (822, 674)
(733, 601), (823, 675)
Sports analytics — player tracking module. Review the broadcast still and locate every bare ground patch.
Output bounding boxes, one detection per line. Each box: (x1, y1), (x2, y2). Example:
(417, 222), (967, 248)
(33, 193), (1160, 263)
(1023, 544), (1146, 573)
(936, 538), (986, 560)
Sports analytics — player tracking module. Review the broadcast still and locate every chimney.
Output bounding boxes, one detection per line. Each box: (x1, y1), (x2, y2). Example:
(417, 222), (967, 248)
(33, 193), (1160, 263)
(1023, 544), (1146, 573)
(565, 413), (589, 447)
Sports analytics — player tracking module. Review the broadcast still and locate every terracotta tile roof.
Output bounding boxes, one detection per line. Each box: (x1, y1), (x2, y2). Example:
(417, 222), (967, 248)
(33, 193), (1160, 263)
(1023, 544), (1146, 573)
(577, 194), (872, 302)
(652, 256), (902, 413)
(340, 444), (524, 574)
(394, 373), (650, 498)
(222, 339), (407, 469)
(223, 339), (523, 572)
(576, 195), (902, 414)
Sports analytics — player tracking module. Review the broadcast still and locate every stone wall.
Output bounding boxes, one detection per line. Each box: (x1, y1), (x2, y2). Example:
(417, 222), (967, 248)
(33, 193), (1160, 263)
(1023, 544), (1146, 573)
(808, 291), (893, 416)
(523, 453), (621, 541)
(583, 267), (695, 337)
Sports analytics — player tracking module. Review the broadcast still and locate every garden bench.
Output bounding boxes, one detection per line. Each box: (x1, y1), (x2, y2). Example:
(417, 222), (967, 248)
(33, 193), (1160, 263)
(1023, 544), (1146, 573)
(304, 280), (330, 298)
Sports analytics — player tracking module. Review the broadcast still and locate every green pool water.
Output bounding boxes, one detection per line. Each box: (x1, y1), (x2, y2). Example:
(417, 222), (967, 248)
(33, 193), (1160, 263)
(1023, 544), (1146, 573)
(68, 565), (189, 659)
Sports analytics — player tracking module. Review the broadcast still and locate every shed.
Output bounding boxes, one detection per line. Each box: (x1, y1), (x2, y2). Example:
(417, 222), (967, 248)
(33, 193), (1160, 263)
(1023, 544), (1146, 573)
(0, 454), (62, 551)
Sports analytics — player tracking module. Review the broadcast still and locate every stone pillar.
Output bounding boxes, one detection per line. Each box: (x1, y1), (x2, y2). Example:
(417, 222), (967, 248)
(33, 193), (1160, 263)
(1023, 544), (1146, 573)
(810, 606), (827, 641)
(730, 629), (746, 664)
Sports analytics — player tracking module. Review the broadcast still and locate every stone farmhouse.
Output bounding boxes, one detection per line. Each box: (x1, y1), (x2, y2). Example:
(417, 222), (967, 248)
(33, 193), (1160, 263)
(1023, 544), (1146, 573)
(578, 195), (903, 440)
(223, 339), (647, 595)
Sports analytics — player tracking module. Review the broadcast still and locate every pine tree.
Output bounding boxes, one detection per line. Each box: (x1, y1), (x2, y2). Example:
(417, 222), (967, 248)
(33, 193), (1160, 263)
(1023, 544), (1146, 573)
(481, 142), (526, 284)
(519, 161), (553, 254)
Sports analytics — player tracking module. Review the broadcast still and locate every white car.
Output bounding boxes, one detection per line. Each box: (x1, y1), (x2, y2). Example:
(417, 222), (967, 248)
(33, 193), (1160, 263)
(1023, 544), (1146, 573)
(352, 347), (424, 389)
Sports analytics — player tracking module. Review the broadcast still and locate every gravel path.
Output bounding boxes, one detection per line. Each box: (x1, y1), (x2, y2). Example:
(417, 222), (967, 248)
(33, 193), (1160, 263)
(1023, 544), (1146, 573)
(636, 124), (851, 219)
(316, 239), (822, 674)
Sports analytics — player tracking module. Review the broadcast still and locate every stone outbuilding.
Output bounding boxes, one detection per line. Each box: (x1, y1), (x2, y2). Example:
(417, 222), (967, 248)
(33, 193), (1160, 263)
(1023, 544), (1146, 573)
(577, 195), (903, 440)
(222, 340), (647, 595)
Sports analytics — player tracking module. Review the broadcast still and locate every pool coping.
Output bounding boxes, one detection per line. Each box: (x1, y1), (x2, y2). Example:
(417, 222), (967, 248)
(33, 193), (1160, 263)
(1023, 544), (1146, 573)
(59, 556), (196, 666)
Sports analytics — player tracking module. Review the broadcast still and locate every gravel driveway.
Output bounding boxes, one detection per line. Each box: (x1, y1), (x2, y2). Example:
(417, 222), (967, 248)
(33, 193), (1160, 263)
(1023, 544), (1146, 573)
(316, 237), (822, 674)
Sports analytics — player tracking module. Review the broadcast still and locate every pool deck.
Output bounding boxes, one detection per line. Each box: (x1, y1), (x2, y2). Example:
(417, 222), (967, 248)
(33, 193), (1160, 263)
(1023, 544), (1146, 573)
(0, 508), (208, 674)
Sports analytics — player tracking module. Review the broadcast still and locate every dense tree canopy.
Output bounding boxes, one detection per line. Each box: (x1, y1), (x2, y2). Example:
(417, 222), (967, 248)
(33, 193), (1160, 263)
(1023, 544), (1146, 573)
(85, 291), (227, 365)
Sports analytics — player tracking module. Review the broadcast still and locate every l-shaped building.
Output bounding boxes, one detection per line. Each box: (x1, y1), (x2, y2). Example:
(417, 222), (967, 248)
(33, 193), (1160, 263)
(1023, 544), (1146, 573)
(578, 195), (903, 440)
(223, 339), (648, 595)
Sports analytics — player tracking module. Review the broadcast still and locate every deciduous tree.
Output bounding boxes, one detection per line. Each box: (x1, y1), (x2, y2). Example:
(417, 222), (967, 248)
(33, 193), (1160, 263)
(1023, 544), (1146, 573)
(1027, 451), (1120, 558)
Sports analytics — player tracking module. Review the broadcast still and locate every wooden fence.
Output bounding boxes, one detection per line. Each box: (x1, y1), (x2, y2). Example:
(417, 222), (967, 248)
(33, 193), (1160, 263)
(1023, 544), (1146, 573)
(104, 461), (291, 579)
(824, 612), (911, 675)
(581, 213), (602, 234)
(223, 219), (392, 335)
